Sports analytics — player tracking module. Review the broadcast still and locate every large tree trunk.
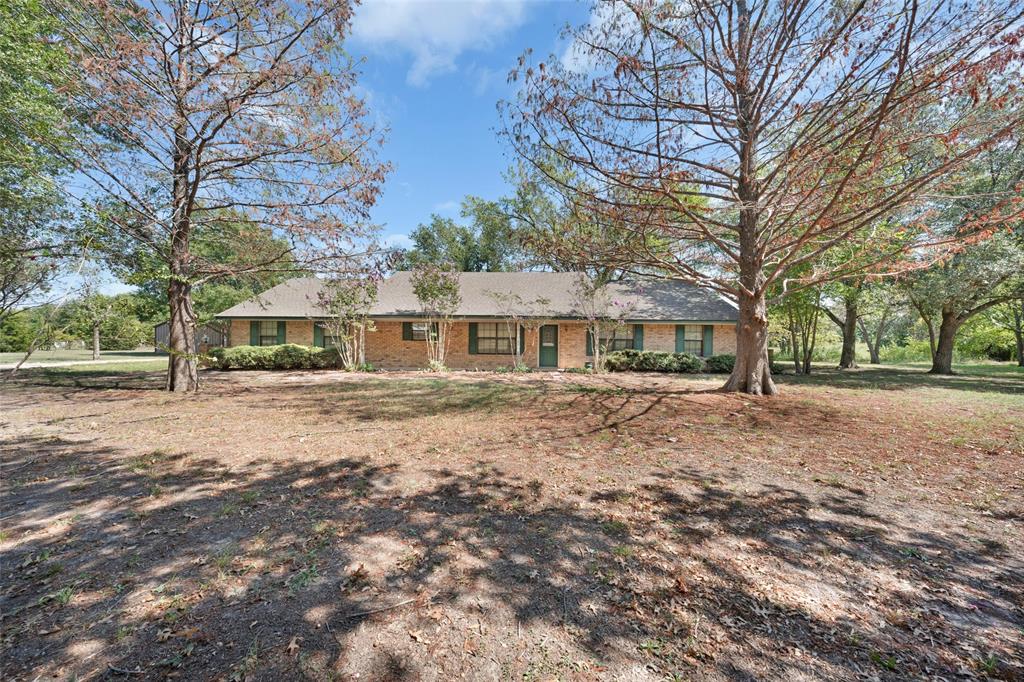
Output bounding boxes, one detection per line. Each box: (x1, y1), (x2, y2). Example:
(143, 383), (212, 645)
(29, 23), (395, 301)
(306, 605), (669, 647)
(92, 323), (100, 360)
(929, 310), (960, 375)
(721, 10), (774, 396)
(723, 289), (777, 395)
(166, 274), (198, 391)
(165, 10), (198, 393)
(837, 297), (858, 369)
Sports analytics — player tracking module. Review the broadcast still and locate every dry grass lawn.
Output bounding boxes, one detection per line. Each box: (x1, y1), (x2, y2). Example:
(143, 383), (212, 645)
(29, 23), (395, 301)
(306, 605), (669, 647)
(1, 365), (1022, 681)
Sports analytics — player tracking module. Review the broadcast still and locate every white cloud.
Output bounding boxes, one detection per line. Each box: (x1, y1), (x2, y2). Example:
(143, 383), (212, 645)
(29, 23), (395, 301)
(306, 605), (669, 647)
(560, 1), (639, 74)
(352, 0), (530, 86)
(466, 63), (503, 95)
(432, 199), (459, 214)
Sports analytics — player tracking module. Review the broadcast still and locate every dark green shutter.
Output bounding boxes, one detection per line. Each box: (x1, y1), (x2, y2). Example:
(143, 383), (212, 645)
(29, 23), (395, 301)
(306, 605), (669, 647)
(633, 324), (644, 350)
(675, 325), (684, 353)
(276, 321), (286, 344)
(314, 324), (323, 348)
(249, 321), (259, 345)
(702, 325), (714, 357)
(519, 325), (525, 354)
(468, 322), (478, 354)
(586, 329), (593, 356)
(402, 322), (413, 340)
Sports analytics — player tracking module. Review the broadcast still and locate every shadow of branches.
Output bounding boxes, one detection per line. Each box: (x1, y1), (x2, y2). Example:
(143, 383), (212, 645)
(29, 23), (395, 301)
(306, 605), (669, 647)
(2, 422), (1021, 681)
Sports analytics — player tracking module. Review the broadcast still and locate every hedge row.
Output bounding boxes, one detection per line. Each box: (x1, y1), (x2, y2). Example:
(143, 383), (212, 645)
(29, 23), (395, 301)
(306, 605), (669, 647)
(604, 349), (735, 374)
(207, 344), (344, 370)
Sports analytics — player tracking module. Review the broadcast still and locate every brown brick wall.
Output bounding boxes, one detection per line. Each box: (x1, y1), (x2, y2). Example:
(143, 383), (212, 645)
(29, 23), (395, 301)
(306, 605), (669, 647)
(642, 324), (676, 353)
(224, 318), (737, 366)
(712, 324), (736, 355)
(286, 320), (313, 346)
(228, 319), (249, 347)
(557, 323), (589, 368)
(365, 321), (543, 370)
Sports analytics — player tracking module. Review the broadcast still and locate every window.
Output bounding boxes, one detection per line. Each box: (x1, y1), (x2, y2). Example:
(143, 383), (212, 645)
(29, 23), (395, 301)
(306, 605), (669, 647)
(682, 325), (703, 355)
(410, 322), (428, 341)
(323, 332), (342, 349)
(599, 325), (634, 353)
(259, 320), (278, 346)
(476, 322), (514, 354)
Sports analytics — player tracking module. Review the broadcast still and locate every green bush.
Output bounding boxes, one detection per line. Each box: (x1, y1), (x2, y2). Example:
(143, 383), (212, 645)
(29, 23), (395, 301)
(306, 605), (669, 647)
(273, 343), (312, 369)
(208, 344), (343, 370)
(604, 349), (704, 373)
(878, 340), (934, 364)
(704, 354), (735, 373)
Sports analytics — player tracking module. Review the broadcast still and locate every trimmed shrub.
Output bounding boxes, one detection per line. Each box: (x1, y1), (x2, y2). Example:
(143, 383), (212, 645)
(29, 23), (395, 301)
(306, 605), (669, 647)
(208, 344), (344, 370)
(273, 343), (312, 369)
(704, 354), (735, 373)
(604, 349), (704, 373)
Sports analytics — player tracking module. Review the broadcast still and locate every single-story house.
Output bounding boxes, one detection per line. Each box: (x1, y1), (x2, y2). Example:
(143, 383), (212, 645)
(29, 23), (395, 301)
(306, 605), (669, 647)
(215, 271), (738, 370)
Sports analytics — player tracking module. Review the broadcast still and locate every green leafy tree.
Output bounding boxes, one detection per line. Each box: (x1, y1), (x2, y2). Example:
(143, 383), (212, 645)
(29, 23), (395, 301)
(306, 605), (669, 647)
(905, 235), (1024, 373)
(990, 300), (1024, 367)
(856, 282), (913, 365)
(402, 197), (519, 272)
(93, 211), (302, 325)
(0, 0), (77, 323)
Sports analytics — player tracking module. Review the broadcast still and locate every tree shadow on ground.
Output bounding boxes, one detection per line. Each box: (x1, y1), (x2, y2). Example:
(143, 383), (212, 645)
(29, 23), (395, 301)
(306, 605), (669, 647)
(2, 428), (1021, 681)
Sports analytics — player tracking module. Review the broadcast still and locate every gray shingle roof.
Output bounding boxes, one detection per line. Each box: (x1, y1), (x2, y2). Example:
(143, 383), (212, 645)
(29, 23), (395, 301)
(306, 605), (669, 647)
(216, 272), (737, 322)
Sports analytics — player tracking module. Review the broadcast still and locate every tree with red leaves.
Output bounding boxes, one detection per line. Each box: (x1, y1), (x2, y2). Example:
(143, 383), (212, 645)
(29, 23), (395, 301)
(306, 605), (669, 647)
(54, 0), (389, 391)
(506, 0), (1024, 394)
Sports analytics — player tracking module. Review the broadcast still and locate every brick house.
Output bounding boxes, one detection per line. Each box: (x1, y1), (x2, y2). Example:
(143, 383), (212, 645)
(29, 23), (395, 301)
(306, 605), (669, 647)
(215, 272), (738, 370)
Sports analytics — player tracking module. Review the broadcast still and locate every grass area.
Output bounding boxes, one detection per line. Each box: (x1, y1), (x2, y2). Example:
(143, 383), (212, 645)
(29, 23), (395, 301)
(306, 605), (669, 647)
(0, 348), (162, 364)
(887, 360), (1024, 378)
(1, 368), (1021, 680)
(777, 362), (1023, 403)
(4, 359), (170, 388)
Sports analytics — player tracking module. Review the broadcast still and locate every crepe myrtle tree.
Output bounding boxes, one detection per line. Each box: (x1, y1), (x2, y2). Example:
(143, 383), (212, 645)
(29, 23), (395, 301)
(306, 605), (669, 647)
(506, 0), (1024, 394)
(410, 263), (461, 371)
(572, 273), (636, 373)
(486, 290), (552, 369)
(316, 270), (381, 371)
(53, 0), (389, 391)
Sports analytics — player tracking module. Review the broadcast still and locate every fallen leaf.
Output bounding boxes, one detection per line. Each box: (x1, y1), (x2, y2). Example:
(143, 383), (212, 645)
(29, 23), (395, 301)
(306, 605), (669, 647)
(286, 636), (301, 656)
(157, 628), (173, 642)
(409, 630), (430, 644)
(674, 575), (689, 594)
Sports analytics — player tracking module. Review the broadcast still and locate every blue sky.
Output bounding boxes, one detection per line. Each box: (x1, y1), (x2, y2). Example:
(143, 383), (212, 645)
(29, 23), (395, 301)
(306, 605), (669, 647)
(86, 0), (589, 296)
(347, 0), (589, 250)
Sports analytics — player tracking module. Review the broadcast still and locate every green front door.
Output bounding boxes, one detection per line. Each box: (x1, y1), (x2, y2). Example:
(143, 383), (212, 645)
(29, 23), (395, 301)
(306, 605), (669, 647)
(539, 324), (558, 367)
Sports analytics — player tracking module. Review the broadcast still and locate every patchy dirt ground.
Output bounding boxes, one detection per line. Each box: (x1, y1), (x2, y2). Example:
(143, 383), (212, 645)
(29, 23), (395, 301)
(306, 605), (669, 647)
(1, 366), (1022, 681)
